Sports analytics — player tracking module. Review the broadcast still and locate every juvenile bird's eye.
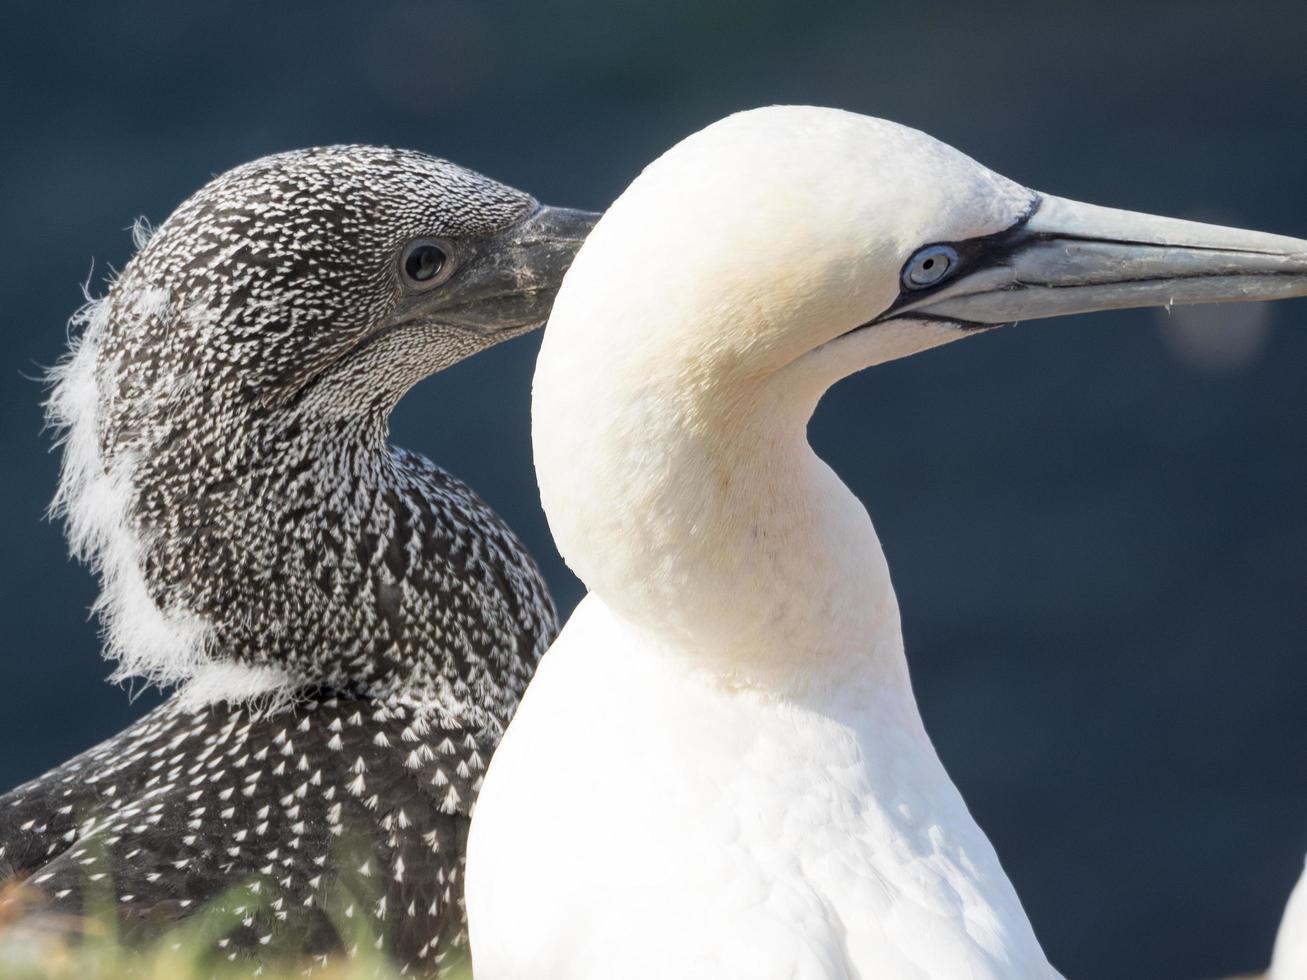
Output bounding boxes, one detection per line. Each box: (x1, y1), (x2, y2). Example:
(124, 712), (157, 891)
(902, 245), (958, 289)
(401, 239), (452, 287)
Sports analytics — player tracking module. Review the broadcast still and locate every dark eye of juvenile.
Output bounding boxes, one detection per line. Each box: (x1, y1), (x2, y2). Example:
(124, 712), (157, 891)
(403, 242), (447, 283)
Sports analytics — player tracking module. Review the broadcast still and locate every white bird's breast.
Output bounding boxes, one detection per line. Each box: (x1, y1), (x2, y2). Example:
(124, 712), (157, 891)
(467, 596), (1057, 980)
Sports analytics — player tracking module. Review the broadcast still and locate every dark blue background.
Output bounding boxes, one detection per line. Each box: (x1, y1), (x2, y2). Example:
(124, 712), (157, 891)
(2, 3), (1304, 977)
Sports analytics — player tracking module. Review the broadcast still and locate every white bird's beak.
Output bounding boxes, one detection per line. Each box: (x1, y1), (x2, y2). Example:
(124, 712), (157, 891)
(884, 193), (1307, 326)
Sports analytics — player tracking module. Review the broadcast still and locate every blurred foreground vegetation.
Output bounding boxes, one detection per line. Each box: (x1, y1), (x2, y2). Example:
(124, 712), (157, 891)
(0, 880), (471, 980)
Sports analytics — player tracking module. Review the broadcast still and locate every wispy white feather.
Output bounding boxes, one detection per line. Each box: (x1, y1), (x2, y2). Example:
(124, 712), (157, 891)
(45, 286), (293, 705)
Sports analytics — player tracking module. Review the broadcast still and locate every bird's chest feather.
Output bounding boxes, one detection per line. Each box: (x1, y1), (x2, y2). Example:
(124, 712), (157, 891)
(469, 597), (1055, 979)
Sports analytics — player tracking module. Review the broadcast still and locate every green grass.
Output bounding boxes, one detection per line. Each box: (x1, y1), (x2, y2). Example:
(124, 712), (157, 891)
(0, 878), (472, 980)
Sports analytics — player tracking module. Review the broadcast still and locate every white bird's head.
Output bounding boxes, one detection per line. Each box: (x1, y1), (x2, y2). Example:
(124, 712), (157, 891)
(548, 105), (1307, 391)
(535, 106), (1307, 664)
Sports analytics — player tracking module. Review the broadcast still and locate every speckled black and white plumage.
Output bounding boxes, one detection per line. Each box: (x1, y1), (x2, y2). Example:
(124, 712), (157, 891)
(0, 694), (484, 973)
(0, 145), (589, 974)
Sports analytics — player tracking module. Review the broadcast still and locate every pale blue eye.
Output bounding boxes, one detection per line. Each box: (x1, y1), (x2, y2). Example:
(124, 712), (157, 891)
(903, 245), (958, 289)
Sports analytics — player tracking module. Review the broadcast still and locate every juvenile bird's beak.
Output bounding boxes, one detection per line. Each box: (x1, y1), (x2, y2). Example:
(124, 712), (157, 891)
(887, 194), (1307, 326)
(433, 205), (600, 334)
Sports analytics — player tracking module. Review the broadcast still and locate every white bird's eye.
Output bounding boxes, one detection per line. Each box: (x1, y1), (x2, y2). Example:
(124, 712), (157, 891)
(902, 245), (958, 289)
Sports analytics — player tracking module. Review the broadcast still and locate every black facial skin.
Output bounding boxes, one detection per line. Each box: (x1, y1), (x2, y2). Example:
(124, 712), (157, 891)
(871, 195), (1043, 332)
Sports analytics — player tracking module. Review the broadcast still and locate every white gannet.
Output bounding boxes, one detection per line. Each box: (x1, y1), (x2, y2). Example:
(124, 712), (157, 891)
(465, 107), (1307, 979)
(0, 146), (595, 974)
(1270, 861), (1307, 978)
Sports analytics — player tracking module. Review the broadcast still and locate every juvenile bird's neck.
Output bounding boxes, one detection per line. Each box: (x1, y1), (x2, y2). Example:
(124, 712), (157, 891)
(52, 296), (552, 719)
(535, 338), (916, 712)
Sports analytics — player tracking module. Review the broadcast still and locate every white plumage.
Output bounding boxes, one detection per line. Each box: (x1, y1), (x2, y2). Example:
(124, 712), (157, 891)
(1271, 861), (1307, 979)
(467, 106), (1307, 979)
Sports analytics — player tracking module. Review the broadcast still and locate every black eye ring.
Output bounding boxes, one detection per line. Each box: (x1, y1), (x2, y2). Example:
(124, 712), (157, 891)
(902, 244), (959, 290)
(400, 238), (455, 288)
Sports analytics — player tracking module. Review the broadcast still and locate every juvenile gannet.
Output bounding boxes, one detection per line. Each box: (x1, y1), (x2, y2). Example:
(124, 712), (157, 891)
(465, 107), (1307, 979)
(0, 146), (595, 974)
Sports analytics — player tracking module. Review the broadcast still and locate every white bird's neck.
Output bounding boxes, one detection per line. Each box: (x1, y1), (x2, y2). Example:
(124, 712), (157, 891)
(483, 110), (1067, 978)
(535, 320), (919, 718)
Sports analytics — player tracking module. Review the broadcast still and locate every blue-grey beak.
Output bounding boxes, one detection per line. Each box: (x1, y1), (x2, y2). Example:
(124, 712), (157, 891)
(886, 193), (1307, 326)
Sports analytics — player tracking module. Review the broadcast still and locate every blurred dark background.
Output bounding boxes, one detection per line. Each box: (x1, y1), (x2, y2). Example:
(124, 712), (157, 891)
(1, 2), (1304, 976)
